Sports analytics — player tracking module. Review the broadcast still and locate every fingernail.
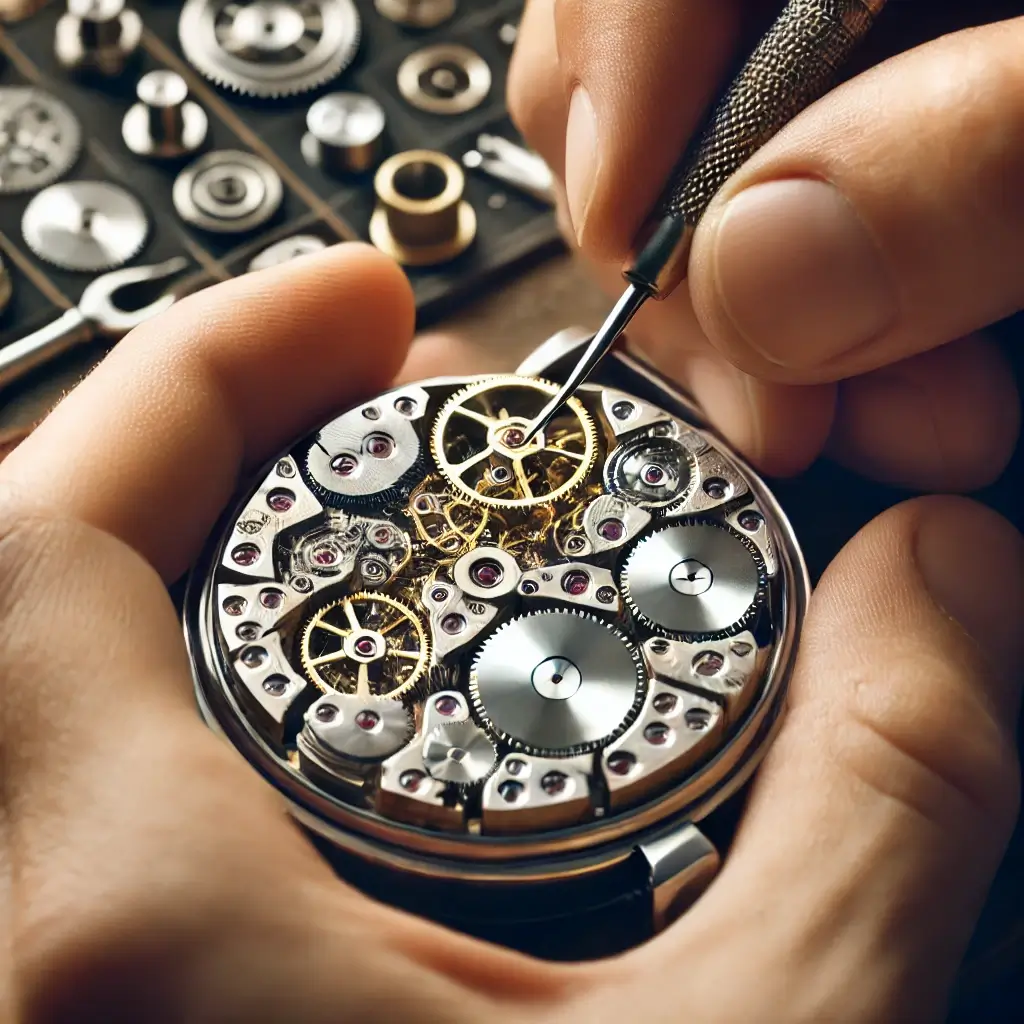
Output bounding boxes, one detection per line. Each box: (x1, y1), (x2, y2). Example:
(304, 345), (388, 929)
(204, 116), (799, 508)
(564, 86), (598, 246)
(916, 499), (1024, 716)
(711, 179), (898, 369)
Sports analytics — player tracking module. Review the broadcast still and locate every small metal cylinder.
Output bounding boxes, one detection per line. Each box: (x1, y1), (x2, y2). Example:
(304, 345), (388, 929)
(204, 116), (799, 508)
(369, 150), (476, 266)
(123, 70), (208, 160)
(71, 0), (123, 48)
(301, 92), (386, 176)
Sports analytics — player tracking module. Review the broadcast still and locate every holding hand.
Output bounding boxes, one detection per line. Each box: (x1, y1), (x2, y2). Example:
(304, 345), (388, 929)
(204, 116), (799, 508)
(509, 0), (1023, 485)
(0, 245), (1020, 1020)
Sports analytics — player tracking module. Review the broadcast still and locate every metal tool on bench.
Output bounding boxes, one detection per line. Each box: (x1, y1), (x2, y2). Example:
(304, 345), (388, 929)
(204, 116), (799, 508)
(0, 257), (188, 390)
(461, 134), (553, 206)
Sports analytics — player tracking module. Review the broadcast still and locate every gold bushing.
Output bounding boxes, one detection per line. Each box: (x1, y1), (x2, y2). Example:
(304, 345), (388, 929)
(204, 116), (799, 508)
(369, 150), (476, 267)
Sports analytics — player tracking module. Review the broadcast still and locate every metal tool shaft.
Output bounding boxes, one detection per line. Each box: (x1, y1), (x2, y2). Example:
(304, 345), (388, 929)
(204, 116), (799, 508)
(525, 0), (887, 442)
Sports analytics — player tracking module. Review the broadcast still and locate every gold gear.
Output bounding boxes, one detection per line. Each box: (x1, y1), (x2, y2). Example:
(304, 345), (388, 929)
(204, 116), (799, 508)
(430, 376), (598, 510)
(406, 474), (490, 557)
(300, 592), (429, 700)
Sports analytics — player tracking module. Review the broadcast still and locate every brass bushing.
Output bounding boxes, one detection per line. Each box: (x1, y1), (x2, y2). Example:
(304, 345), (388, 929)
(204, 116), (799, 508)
(369, 150), (476, 267)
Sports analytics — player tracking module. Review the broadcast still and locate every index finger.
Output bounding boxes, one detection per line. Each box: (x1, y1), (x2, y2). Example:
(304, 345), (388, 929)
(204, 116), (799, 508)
(0, 243), (415, 582)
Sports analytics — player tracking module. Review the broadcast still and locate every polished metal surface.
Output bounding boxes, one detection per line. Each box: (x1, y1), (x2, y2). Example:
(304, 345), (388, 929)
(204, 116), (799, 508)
(423, 720), (497, 785)
(369, 150), (476, 267)
(122, 70), (208, 160)
(397, 43), (491, 116)
(301, 92), (386, 176)
(470, 611), (643, 754)
(179, 0), (361, 98)
(247, 234), (326, 272)
(605, 436), (693, 509)
(375, 0), (454, 28)
(0, 87), (82, 195)
(462, 134), (553, 205)
(304, 386), (427, 503)
(303, 692), (412, 761)
(55, 0), (142, 76)
(21, 180), (149, 272)
(172, 150), (283, 233)
(0, 254), (11, 318)
(621, 523), (761, 634)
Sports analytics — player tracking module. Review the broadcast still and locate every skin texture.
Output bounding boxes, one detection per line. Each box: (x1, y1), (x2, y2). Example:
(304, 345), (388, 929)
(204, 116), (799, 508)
(507, 0), (1023, 484)
(0, 245), (1021, 1021)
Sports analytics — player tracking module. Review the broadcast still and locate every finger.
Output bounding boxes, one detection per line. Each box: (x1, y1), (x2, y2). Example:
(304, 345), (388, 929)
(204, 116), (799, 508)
(688, 18), (1024, 383)
(827, 332), (1021, 492)
(0, 243), (415, 582)
(0, 492), (561, 1023)
(507, 0), (567, 180)
(578, 241), (837, 476)
(510, 0), (745, 259)
(647, 496), (1024, 1019)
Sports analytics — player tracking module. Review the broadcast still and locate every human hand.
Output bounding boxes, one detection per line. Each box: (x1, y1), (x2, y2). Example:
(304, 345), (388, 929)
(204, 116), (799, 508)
(508, 0), (1024, 486)
(0, 243), (1021, 1022)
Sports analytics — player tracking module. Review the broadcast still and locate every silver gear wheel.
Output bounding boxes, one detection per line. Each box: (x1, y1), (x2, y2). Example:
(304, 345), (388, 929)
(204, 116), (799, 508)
(422, 720), (497, 786)
(179, 0), (361, 99)
(620, 520), (765, 639)
(469, 609), (645, 756)
(0, 87), (82, 196)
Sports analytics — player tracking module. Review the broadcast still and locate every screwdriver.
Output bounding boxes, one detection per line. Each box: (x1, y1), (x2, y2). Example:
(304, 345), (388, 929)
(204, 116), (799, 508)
(524, 0), (889, 441)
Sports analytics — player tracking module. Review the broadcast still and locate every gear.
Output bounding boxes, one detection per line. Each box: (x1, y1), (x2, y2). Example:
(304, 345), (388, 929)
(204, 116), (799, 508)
(431, 376), (598, 510)
(300, 592), (429, 699)
(422, 720), (497, 786)
(620, 520), (765, 638)
(0, 88), (82, 196)
(21, 181), (149, 273)
(469, 609), (645, 756)
(179, 0), (361, 99)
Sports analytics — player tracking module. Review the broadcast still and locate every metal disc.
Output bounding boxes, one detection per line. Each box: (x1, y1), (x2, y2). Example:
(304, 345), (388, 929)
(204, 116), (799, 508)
(173, 150), (283, 234)
(304, 693), (412, 762)
(0, 87), (82, 195)
(423, 720), (496, 785)
(248, 233), (327, 272)
(178, 0), (361, 98)
(470, 611), (642, 754)
(21, 181), (148, 272)
(621, 523), (761, 635)
(397, 43), (491, 116)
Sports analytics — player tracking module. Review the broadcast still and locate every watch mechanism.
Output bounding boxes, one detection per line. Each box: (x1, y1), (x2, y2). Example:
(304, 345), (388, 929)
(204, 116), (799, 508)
(189, 372), (801, 851)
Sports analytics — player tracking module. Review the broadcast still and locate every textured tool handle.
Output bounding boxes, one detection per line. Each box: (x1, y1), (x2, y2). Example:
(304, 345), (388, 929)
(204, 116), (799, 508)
(627, 0), (887, 297)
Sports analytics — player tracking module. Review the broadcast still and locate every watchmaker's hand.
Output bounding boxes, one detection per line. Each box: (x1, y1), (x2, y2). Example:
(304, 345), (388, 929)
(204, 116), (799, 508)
(0, 245), (1021, 1022)
(509, 0), (1022, 488)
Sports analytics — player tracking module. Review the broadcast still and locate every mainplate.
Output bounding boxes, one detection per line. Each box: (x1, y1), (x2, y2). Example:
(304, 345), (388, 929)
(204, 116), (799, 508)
(195, 373), (796, 847)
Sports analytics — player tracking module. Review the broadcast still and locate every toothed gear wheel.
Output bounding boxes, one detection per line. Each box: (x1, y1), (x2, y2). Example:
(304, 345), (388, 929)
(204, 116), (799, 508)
(432, 376), (598, 510)
(620, 520), (765, 638)
(300, 592), (429, 699)
(179, 0), (361, 99)
(469, 609), (645, 756)
(422, 721), (497, 786)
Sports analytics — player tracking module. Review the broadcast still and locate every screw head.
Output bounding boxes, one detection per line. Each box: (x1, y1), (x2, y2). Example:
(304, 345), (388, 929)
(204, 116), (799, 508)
(595, 586), (616, 605)
(394, 397), (416, 416)
(231, 543), (260, 566)
(738, 509), (764, 532)
(315, 703), (338, 723)
(362, 406), (381, 420)
(652, 692), (678, 715)
(441, 613), (466, 635)
(331, 454), (359, 477)
(606, 751), (636, 776)
(498, 780), (524, 803)
(505, 758), (527, 777)
(240, 646), (267, 668)
(520, 579), (539, 595)
(354, 710), (380, 730)
(597, 518), (624, 542)
(267, 488), (295, 512)
(366, 433), (394, 458)
(262, 674), (288, 696)
(685, 708), (712, 731)
(702, 477), (730, 500)
(292, 576), (313, 593)
(400, 769), (426, 792)
(540, 771), (568, 795)
(693, 651), (725, 677)
(644, 722), (671, 746)
(222, 594), (246, 616)
(276, 459), (295, 477)
(562, 570), (591, 596)
(259, 588), (284, 609)
(611, 400), (635, 420)
(434, 695), (460, 716)
(236, 622), (259, 641)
